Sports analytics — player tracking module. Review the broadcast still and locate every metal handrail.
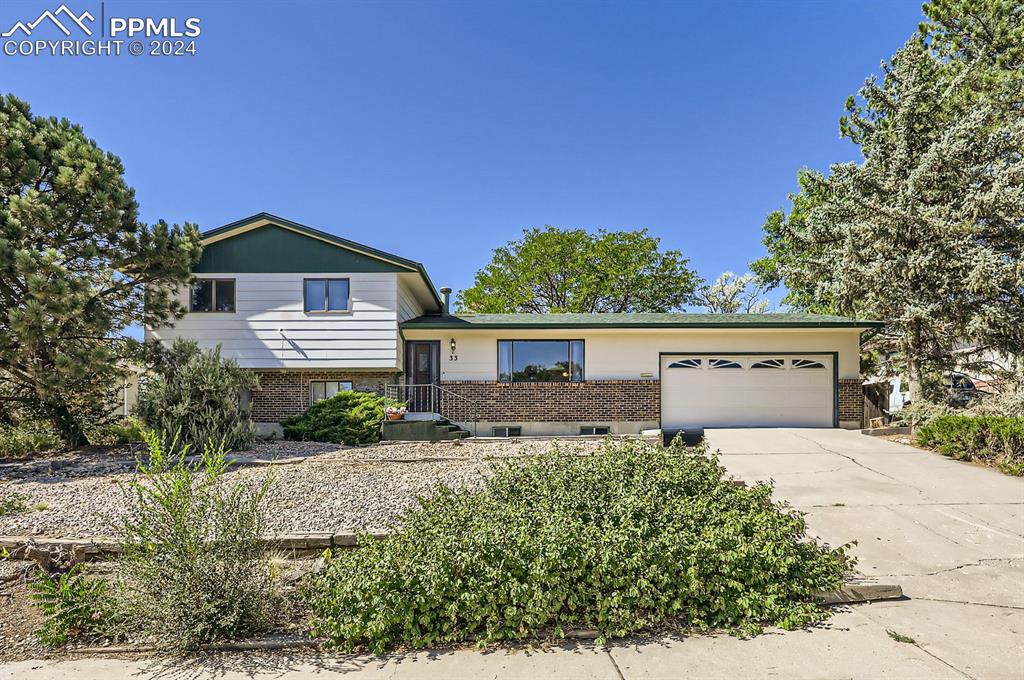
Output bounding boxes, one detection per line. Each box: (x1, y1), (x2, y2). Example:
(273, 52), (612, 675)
(384, 383), (480, 436)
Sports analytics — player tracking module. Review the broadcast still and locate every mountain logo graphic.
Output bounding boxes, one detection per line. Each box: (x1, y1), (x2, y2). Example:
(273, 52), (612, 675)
(2, 4), (95, 37)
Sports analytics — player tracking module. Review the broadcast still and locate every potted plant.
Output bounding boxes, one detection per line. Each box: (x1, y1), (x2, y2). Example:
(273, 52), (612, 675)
(385, 405), (407, 421)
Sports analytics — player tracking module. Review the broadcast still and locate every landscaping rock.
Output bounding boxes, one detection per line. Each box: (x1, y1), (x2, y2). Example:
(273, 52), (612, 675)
(0, 440), (601, 539)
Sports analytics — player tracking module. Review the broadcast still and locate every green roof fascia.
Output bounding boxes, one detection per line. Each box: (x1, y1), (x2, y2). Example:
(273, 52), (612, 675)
(401, 314), (885, 330)
(199, 212), (443, 310)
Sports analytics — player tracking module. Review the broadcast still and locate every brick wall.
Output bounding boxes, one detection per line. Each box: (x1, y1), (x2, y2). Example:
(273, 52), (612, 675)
(838, 378), (864, 425)
(438, 380), (660, 423)
(250, 370), (396, 422)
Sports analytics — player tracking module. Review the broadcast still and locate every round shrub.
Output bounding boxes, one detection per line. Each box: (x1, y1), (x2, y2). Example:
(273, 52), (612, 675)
(281, 390), (400, 445)
(305, 439), (851, 652)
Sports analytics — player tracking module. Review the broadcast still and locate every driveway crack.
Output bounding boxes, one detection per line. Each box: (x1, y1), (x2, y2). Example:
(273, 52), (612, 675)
(876, 557), (1017, 577)
(606, 649), (626, 680)
(787, 431), (930, 499)
(914, 596), (1024, 611)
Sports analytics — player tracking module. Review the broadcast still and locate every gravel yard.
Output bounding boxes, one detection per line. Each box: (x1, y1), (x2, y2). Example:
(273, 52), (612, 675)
(0, 439), (604, 538)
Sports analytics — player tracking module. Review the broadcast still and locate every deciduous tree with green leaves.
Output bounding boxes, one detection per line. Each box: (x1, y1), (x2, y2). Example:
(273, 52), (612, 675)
(0, 94), (202, 445)
(752, 1), (1024, 401)
(457, 226), (699, 313)
(695, 271), (771, 314)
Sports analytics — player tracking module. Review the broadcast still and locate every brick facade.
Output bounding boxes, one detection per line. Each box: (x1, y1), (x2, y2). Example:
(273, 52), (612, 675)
(249, 372), (863, 427)
(250, 370), (396, 422)
(438, 380), (660, 423)
(838, 378), (864, 425)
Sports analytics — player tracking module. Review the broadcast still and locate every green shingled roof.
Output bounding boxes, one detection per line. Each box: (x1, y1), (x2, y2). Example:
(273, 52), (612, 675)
(401, 313), (883, 329)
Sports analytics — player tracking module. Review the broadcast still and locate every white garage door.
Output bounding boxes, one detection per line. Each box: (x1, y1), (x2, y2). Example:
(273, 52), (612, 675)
(661, 355), (834, 429)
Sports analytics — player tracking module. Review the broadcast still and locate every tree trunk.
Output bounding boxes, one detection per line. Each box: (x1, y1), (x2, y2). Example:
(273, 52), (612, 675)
(907, 354), (924, 406)
(905, 323), (926, 432)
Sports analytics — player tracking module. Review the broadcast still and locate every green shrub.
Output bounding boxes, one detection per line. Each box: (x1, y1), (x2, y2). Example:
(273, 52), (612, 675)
(111, 428), (279, 650)
(305, 438), (851, 653)
(0, 420), (62, 458)
(281, 390), (401, 445)
(30, 565), (115, 647)
(134, 339), (259, 451)
(0, 492), (28, 517)
(916, 415), (1024, 475)
(84, 419), (145, 447)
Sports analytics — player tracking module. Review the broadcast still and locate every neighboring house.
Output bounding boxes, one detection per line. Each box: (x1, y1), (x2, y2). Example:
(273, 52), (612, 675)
(881, 345), (1017, 413)
(148, 214), (882, 436)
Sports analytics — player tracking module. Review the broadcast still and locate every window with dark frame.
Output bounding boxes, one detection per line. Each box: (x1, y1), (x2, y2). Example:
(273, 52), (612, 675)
(311, 380), (354, 402)
(492, 426), (522, 437)
(304, 278), (350, 313)
(497, 340), (584, 382)
(190, 279), (235, 313)
(580, 426), (610, 435)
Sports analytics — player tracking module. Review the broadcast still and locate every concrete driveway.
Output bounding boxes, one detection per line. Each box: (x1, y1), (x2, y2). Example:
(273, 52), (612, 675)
(705, 427), (1024, 679)
(3, 429), (1022, 679)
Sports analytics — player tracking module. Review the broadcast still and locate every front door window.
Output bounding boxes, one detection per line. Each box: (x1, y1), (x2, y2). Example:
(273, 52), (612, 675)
(406, 341), (440, 412)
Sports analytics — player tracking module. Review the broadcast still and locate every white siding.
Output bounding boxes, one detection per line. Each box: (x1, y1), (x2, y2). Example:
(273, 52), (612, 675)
(402, 328), (863, 381)
(395, 277), (427, 373)
(397, 277), (426, 322)
(148, 272), (401, 369)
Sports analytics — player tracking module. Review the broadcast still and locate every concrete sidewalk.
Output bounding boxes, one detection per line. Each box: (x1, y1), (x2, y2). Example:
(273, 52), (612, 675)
(3, 429), (1022, 679)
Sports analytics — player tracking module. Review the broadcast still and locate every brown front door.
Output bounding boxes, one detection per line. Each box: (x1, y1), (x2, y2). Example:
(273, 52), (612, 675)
(406, 341), (440, 412)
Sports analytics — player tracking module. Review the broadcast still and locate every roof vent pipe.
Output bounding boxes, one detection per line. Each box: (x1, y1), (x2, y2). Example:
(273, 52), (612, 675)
(440, 287), (452, 315)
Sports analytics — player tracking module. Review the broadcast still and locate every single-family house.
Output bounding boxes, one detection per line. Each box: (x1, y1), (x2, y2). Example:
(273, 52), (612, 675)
(147, 214), (882, 437)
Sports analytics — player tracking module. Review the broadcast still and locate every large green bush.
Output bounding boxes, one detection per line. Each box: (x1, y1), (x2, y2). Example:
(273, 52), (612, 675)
(916, 415), (1024, 475)
(305, 439), (851, 652)
(281, 390), (400, 445)
(134, 339), (259, 451)
(108, 429), (279, 649)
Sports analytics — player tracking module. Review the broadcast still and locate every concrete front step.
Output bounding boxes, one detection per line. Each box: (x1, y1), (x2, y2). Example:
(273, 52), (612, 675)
(381, 418), (471, 442)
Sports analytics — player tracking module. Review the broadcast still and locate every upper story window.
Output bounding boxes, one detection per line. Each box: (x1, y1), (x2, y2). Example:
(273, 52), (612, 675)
(190, 279), (235, 313)
(497, 340), (584, 382)
(304, 278), (350, 313)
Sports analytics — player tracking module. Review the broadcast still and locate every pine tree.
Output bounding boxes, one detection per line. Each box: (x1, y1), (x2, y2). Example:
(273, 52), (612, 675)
(0, 95), (202, 445)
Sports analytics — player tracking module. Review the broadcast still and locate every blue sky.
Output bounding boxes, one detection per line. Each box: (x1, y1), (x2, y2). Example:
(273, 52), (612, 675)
(3, 0), (924, 309)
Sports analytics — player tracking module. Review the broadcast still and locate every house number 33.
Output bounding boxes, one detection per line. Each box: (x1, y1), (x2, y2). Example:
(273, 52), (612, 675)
(449, 354), (459, 361)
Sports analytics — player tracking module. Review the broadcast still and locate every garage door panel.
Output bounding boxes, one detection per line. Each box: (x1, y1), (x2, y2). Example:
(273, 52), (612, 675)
(661, 354), (834, 429)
